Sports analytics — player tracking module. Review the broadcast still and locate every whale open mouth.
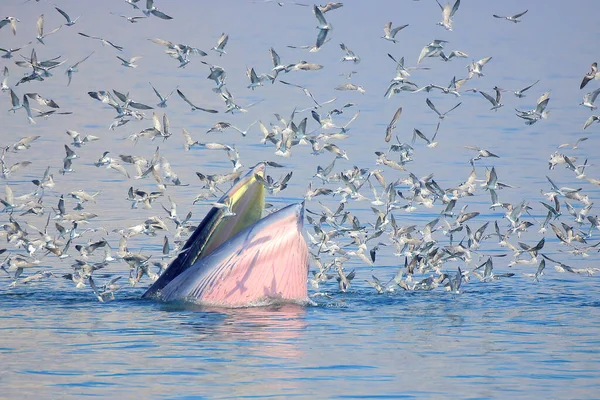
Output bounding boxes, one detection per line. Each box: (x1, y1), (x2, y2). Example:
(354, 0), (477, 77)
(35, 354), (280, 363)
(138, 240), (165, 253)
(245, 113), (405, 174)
(142, 163), (266, 299)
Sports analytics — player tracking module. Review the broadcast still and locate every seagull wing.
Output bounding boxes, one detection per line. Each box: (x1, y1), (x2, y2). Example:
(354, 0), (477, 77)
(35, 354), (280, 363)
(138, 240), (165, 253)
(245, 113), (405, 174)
(479, 90), (497, 106)
(72, 51), (94, 68)
(445, 102), (462, 115)
(150, 9), (173, 20)
(512, 9), (528, 19)
(426, 98), (441, 116)
(451, 0), (461, 17)
(269, 47), (280, 67)
(314, 28), (329, 51)
(55, 7), (71, 23)
(37, 14), (44, 37)
(177, 89), (195, 108)
(477, 56), (492, 66)
(589, 87), (600, 103)
(383, 22), (391, 36)
(389, 24), (408, 38)
(313, 5), (328, 26)
(149, 82), (164, 101)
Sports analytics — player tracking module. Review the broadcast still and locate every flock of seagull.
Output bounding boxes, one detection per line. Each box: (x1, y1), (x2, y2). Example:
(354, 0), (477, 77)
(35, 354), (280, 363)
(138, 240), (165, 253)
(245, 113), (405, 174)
(1, 0), (600, 304)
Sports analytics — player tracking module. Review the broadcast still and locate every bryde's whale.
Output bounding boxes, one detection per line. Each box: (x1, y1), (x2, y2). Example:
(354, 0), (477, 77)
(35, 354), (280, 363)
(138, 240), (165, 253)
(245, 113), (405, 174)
(142, 164), (310, 307)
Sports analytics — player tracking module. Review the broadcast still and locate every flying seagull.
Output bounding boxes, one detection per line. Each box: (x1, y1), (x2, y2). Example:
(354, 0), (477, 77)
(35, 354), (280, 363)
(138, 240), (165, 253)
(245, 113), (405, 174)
(66, 52), (94, 86)
(55, 7), (80, 26)
(478, 87), (503, 111)
(382, 22), (409, 43)
(78, 32), (123, 51)
(580, 62), (600, 90)
(177, 89), (218, 113)
(493, 9), (528, 23)
(143, 0), (173, 19)
(149, 82), (177, 108)
(36, 14), (63, 45)
(211, 33), (229, 56)
(385, 107), (402, 142)
(436, 0), (460, 31)
(0, 17), (20, 35)
(426, 98), (462, 120)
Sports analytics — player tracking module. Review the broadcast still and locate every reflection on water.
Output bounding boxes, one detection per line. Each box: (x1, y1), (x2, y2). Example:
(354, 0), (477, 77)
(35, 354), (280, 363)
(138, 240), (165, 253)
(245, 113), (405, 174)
(1, 277), (599, 398)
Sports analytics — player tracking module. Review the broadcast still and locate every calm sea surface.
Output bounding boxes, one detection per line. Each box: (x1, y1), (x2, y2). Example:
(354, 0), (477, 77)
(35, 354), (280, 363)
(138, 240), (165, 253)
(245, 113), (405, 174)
(1, 0), (599, 398)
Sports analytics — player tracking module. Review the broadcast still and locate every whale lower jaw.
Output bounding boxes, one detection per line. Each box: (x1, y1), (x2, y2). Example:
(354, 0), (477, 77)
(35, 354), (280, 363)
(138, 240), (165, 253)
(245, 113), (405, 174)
(158, 203), (310, 308)
(173, 296), (312, 309)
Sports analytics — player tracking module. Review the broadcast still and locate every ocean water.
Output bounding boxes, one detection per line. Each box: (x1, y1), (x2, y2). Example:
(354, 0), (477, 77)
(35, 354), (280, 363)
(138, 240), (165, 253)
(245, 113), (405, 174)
(1, 0), (599, 398)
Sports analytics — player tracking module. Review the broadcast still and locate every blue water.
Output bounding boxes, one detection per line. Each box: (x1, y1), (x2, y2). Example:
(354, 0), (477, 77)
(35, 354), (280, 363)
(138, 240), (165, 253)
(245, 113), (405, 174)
(1, 0), (600, 398)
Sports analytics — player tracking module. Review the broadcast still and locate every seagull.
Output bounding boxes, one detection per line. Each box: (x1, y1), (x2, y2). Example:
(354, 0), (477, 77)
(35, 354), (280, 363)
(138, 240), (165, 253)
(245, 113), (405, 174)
(149, 82), (176, 108)
(465, 146), (499, 163)
(177, 89), (218, 113)
(247, 67), (263, 90)
(287, 29), (331, 53)
(385, 107), (402, 142)
(335, 83), (365, 94)
(78, 32), (123, 51)
(516, 90), (551, 125)
(26, 93), (59, 108)
(558, 137), (588, 150)
(493, 9), (528, 23)
(229, 121), (257, 137)
(66, 51), (94, 86)
(413, 76), (467, 97)
(8, 89), (22, 112)
(55, 6), (80, 26)
(269, 47), (288, 79)
(143, 0), (173, 19)
(382, 22), (409, 43)
(0, 17), (20, 35)
(439, 50), (469, 61)
(290, 61), (324, 71)
(426, 98), (461, 120)
(467, 56), (492, 78)
(412, 125), (439, 148)
(66, 130), (99, 147)
(417, 39), (448, 64)
(211, 33), (229, 56)
(340, 43), (360, 63)
(436, 0), (460, 31)
(581, 87), (600, 110)
(581, 62), (600, 89)
(36, 15), (63, 45)
(478, 87), (503, 110)
(60, 145), (77, 174)
(117, 55), (142, 68)
(0, 43), (31, 59)
(512, 79), (539, 98)
(111, 12), (147, 23)
(279, 80), (334, 109)
(200, 60), (226, 89)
